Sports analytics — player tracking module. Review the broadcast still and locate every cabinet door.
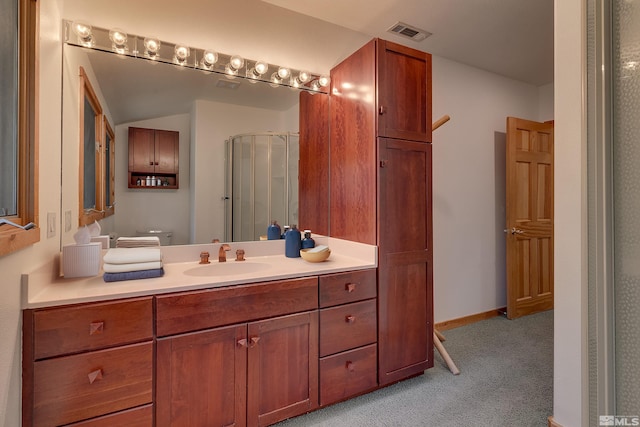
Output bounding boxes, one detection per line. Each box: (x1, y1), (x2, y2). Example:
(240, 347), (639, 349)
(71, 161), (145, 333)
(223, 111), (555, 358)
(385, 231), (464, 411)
(377, 40), (432, 143)
(377, 138), (433, 385)
(128, 127), (155, 173)
(156, 325), (247, 427)
(247, 311), (319, 427)
(154, 129), (179, 174)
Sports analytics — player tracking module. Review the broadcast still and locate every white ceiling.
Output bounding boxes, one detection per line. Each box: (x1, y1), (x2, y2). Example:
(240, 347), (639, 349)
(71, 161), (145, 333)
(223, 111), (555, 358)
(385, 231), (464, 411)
(263, 0), (554, 86)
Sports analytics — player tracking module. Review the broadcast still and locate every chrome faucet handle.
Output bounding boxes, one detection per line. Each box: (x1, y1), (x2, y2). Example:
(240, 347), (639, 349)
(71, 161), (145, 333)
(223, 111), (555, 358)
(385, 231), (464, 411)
(235, 249), (245, 261)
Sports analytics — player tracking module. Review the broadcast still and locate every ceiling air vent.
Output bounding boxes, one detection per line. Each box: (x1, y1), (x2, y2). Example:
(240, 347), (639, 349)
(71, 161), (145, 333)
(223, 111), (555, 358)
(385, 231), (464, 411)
(387, 22), (432, 42)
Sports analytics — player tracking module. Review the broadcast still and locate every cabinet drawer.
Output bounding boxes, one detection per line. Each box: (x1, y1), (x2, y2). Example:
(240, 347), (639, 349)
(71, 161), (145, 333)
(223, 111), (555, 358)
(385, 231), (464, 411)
(319, 269), (376, 308)
(33, 342), (153, 427)
(319, 299), (377, 357)
(156, 277), (318, 336)
(33, 297), (153, 360)
(320, 344), (377, 406)
(66, 404), (153, 427)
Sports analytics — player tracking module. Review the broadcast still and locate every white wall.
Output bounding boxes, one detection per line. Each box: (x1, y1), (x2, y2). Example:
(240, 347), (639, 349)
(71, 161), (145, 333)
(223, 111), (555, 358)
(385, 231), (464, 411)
(431, 55), (543, 322)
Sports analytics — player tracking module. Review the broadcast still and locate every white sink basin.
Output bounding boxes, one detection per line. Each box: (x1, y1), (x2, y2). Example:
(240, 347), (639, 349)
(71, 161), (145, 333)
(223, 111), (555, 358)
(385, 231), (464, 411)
(183, 261), (271, 277)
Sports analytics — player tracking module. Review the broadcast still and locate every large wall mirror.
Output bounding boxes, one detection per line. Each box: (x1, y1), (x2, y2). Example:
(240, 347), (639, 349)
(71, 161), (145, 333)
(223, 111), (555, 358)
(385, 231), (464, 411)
(61, 32), (329, 247)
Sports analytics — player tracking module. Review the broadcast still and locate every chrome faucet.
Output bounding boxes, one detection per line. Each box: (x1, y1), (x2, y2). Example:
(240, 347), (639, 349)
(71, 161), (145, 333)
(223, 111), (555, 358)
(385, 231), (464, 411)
(218, 244), (231, 262)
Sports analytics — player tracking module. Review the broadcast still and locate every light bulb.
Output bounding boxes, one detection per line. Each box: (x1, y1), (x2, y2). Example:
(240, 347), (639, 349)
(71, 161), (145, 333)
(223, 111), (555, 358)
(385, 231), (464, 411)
(229, 55), (245, 71)
(109, 29), (127, 46)
(277, 67), (291, 80)
(201, 50), (218, 69)
(318, 75), (331, 87)
(249, 61), (269, 81)
(254, 61), (269, 75)
(72, 21), (93, 46)
(297, 71), (311, 84)
(144, 37), (161, 59)
(174, 44), (190, 65)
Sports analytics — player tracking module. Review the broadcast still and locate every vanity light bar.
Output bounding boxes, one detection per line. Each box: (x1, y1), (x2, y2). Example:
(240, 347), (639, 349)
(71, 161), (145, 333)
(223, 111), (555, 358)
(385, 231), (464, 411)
(63, 20), (330, 93)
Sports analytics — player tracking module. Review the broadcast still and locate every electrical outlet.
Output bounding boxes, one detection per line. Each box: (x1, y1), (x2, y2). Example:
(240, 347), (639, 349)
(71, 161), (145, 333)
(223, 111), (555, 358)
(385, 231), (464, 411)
(64, 210), (72, 232)
(47, 212), (56, 238)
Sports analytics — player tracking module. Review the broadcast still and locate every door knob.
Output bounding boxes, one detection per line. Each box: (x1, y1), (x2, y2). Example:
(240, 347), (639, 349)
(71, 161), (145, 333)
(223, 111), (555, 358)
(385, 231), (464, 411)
(505, 227), (524, 235)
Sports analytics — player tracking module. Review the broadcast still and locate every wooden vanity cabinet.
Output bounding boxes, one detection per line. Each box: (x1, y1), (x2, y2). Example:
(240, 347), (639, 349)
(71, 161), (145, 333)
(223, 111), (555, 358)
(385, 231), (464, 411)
(128, 127), (179, 188)
(22, 297), (154, 427)
(329, 38), (434, 386)
(155, 277), (319, 427)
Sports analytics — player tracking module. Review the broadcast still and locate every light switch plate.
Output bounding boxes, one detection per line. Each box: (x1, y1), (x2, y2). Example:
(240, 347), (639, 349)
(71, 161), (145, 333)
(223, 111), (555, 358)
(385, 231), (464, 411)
(47, 212), (56, 238)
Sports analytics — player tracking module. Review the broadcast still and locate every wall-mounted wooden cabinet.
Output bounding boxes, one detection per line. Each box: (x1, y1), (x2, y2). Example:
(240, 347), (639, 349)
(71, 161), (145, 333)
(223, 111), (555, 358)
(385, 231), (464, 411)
(128, 127), (179, 189)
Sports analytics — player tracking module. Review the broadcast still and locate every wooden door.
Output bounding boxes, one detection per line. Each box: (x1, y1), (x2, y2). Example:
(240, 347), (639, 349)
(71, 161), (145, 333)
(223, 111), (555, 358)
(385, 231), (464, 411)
(128, 127), (155, 174)
(154, 129), (179, 174)
(156, 324), (247, 427)
(247, 312), (318, 427)
(377, 138), (433, 385)
(506, 117), (554, 319)
(377, 40), (432, 143)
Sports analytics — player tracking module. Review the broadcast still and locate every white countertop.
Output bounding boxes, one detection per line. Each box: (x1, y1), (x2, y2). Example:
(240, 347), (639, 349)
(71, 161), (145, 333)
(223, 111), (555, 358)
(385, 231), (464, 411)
(21, 237), (377, 309)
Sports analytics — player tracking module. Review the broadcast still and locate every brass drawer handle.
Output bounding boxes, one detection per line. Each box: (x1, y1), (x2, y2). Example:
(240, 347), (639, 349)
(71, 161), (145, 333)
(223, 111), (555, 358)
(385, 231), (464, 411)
(249, 336), (260, 348)
(345, 315), (356, 323)
(89, 321), (104, 336)
(346, 361), (355, 372)
(237, 338), (248, 348)
(88, 368), (103, 384)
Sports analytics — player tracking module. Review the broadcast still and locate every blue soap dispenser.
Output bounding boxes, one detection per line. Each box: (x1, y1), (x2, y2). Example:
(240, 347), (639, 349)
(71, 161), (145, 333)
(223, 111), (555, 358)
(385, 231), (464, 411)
(285, 224), (301, 258)
(267, 220), (281, 240)
(301, 230), (315, 249)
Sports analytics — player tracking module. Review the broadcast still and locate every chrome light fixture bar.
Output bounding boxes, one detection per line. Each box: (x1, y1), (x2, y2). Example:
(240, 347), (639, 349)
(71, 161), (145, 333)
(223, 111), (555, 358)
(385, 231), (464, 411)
(63, 20), (330, 93)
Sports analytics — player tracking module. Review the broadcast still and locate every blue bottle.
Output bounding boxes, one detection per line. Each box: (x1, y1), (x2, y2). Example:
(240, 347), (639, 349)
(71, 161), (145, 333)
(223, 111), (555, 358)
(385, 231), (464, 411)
(285, 225), (301, 258)
(267, 221), (281, 240)
(301, 230), (315, 249)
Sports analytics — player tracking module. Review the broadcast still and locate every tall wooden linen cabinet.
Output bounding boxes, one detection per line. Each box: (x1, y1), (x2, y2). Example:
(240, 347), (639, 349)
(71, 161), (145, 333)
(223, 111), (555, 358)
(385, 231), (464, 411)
(328, 38), (433, 385)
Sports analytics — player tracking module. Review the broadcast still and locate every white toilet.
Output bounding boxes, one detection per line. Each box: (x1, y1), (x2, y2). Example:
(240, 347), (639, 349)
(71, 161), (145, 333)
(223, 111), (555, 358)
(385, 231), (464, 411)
(136, 229), (173, 246)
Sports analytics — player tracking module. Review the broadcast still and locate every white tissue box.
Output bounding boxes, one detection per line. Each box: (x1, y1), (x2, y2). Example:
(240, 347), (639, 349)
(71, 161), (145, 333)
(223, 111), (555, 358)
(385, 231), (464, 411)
(63, 243), (102, 278)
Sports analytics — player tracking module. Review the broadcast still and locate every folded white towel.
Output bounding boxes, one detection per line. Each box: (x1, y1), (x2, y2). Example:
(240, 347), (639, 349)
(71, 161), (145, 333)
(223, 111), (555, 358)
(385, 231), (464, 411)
(103, 247), (162, 264)
(103, 261), (163, 273)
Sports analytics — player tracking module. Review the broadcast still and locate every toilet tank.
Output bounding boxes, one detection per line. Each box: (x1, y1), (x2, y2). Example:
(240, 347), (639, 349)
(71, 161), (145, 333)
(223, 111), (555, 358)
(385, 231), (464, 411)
(136, 229), (173, 246)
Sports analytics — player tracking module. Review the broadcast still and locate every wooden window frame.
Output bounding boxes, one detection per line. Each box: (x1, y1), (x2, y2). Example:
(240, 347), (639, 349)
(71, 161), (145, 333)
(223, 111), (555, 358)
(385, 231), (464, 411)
(78, 66), (104, 226)
(0, 0), (39, 257)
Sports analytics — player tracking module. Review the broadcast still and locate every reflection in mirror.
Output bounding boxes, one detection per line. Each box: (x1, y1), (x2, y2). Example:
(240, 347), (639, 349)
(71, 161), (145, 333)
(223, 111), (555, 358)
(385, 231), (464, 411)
(62, 43), (329, 246)
(225, 132), (299, 242)
(103, 117), (115, 215)
(79, 67), (104, 226)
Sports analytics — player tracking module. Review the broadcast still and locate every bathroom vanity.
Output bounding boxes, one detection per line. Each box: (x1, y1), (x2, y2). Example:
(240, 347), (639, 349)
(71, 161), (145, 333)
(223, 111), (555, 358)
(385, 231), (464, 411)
(21, 239), (378, 426)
